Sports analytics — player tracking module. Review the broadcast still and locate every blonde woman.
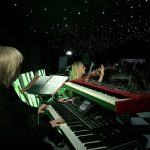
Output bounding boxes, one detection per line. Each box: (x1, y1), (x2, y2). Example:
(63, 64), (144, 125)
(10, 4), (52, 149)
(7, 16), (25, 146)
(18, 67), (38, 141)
(69, 61), (86, 80)
(0, 46), (64, 149)
(70, 61), (104, 82)
(58, 61), (104, 103)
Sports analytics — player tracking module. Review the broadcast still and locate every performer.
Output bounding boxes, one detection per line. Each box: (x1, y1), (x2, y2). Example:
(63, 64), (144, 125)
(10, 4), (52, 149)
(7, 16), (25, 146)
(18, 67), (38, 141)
(0, 46), (64, 150)
(57, 60), (105, 103)
(69, 61), (105, 82)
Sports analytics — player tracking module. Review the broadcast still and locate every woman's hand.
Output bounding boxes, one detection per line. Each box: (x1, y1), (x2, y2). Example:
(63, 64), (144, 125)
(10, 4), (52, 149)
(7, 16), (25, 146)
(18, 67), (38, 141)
(38, 104), (48, 114)
(49, 118), (65, 128)
(98, 64), (105, 82)
(99, 64), (105, 77)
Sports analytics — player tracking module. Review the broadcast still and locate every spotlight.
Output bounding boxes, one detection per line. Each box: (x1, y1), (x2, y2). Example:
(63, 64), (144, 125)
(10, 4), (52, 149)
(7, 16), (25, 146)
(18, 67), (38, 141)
(66, 50), (72, 56)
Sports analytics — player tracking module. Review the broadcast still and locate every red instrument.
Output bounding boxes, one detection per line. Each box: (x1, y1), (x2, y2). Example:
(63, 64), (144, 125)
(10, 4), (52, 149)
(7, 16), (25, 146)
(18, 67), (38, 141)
(67, 79), (150, 115)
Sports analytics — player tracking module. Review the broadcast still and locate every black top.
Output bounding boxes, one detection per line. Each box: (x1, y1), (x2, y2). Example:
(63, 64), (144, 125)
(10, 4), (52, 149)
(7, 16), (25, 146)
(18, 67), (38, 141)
(0, 85), (53, 149)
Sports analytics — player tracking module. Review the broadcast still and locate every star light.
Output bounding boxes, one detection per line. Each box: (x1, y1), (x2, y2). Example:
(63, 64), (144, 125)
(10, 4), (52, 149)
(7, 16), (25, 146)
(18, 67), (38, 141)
(14, 3), (18, 7)
(5, 0), (150, 58)
(102, 11), (105, 14)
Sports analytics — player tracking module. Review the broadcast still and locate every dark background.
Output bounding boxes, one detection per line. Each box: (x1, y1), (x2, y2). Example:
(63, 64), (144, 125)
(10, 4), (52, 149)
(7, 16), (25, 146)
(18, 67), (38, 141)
(0, 0), (150, 73)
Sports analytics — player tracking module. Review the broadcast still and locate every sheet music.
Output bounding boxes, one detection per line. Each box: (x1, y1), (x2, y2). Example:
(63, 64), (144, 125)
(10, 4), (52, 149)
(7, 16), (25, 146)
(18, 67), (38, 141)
(26, 75), (68, 95)
(39, 75), (68, 95)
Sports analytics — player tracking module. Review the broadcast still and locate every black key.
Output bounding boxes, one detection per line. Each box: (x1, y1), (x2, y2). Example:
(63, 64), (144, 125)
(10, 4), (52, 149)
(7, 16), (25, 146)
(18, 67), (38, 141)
(74, 130), (92, 136)
(78, 135), (100, 143)
(67, 122), (82, 126)
(70, 125), (88, 132)
(85, 141), (107, 149)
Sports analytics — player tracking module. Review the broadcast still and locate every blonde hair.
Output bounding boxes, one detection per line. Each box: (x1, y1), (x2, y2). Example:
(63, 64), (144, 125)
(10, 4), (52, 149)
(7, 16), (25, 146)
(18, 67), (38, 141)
(69, 61), (84, 80)
(0, 46), (23, 87)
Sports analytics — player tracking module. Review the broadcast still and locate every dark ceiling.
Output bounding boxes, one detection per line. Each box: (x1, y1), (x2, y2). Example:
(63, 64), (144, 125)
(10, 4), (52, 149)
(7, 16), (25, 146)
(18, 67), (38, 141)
(0, 0), (150, 71)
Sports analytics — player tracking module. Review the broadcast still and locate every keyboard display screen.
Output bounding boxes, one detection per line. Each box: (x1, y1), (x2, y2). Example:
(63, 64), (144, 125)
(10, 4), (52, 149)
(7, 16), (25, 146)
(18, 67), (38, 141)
(79, 100), (91, 112)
